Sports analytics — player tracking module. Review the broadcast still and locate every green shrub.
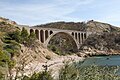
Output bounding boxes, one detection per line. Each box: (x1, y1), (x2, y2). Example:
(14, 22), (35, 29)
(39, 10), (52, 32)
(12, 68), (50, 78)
(0, 51), (9, 66)
(22, 71), (53, 80)
(59, 62), (120, 80)
(6, 30), (21, 43)
(27, 31), (36, 47)
(0, 71), (4, 80)
(59, 62), (79, 80)
(20, 27), (29, 44)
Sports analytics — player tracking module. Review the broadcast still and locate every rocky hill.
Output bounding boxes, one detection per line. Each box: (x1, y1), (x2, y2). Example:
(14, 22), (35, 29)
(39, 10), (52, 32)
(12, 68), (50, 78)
(0, 17), (57, 79)
(79, 32), (120, 55)
(35, 20), (120, 32)
(35, 20), (120, 55)
(0, 17), (120, 79)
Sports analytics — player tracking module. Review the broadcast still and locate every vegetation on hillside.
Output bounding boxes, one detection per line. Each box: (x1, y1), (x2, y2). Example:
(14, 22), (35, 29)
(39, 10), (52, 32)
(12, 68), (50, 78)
(60, 62), (120, 80)
(0, 21), (19, 33)
(80, 33), (120, 52)
(0, 20), (37, 79)
(22, 71), (53, 80)
(35, 20), (120, 32)
(35, 20), (120, 55)
(21, 61), (120, 80)
(1, 17), (120, 80)
(48, 33), (78, 55)
(35, 21), (87, 31)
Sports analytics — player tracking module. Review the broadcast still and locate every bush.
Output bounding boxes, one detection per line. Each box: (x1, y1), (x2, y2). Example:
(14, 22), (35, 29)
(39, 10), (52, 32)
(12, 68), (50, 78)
(59, 62), (79, 80)
(27, 31), (36, 47)
(22, 71), (53, 80)
(59, 62), (120, 80)
(6, 30), (21, 43)
(0, 51), (9, 66)
(79, 65), (120, 80)
(20, 27), (29, 44)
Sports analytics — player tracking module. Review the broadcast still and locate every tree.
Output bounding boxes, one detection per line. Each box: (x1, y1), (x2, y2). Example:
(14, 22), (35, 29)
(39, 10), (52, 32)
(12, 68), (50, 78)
(10, 30), (21, 43)
(27, 31), (36, 47)
(20, 27), (29, 44)
(1, 30), (21, 80)
(0, 51), (10, 80)
(22, 71), (53, 80)
(59, 62), (79, 80)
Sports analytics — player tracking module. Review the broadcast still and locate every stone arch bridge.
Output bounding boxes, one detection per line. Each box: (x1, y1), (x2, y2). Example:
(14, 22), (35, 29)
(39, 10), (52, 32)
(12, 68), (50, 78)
(20, 27), (92, 50)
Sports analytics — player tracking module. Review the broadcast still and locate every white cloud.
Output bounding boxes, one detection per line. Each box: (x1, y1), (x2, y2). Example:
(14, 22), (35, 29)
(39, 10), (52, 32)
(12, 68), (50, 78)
(1, 0), (120, 27)
(95, 11), (120, 27)
(0, 0), (94, 25)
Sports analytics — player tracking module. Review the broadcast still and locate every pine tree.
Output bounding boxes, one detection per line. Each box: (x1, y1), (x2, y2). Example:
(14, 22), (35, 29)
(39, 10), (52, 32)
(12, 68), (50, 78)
(27, 31), (36, 47)
(20, 27), (29, 44)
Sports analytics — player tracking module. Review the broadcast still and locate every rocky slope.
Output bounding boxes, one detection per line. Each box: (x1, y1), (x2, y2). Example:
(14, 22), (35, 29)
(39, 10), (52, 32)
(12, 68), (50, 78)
(35, 20), (120, 32)
(0, 17), (85, 79)
(35, 20), (120, 55)
(79, 32), (120, 56)
(0, 17), (58, 79)
(0, 17), (120, 79)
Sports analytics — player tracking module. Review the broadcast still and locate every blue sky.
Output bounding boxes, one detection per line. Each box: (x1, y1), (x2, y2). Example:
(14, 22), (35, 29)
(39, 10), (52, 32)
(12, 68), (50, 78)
(0, 0), (120, 26)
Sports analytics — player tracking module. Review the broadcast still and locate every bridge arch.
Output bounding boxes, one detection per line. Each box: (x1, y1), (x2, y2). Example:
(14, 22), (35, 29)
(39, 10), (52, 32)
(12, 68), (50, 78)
(84, 33), (87, 39)
(50, 30), (53, 35)
(35, 29), (39, 40)
(75, 32), (77, 40)
(44, 32), (79, 50)
(72, 32), (74, 36)
(45, 30), (49, 40)
(81, 33), (84, 43)
(78, 33), (80, 43)
(30, 29), (34, 33)
(40, 30), (44, 43)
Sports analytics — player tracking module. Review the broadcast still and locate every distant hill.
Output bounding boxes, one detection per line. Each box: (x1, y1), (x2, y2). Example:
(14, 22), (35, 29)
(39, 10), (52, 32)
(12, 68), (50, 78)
(34, 20), (120, 32)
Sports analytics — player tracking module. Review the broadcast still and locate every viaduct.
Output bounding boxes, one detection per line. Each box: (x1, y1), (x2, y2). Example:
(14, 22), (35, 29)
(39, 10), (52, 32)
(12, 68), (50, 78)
(20, 26), (92, 50)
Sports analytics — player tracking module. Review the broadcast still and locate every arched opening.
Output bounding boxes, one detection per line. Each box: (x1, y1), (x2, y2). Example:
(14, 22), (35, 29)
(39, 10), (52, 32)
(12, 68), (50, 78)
(72, 32), (74, 37)
(78, 33), (80, 43)
(35, 29), (39, 40)
(47, 32), (78, 55)
(45, 30), (48, 40)
(30, 29), (34, 34)
(75, 33), (77, 40)
(81, 33), (84, 43)
(84, 33), (87, 39)
(40, 30), (44, 43)
(50, 30), (53, 35)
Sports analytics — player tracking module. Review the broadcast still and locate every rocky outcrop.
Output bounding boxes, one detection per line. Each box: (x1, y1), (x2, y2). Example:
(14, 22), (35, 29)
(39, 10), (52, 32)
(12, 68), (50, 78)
(80, 33), (120, 55)
(86, 20), (120, 32)
(12, 41), (84, 78)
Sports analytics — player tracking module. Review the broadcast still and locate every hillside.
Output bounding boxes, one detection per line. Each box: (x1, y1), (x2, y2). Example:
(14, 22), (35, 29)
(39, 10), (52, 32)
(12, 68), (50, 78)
(35, 20), (120, 55)
(0, 17), (84, 80)
(34, 20), (120, 32)
(0, 17), (57, 79)
(0, 17), (120, 79)
(0, 17), (16, 25)
(79, 32), (120, 55)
